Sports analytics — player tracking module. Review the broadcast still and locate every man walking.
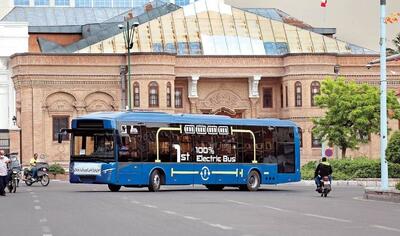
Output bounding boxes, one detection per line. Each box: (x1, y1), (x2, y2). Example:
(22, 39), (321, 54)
(0, 150), (11, 196)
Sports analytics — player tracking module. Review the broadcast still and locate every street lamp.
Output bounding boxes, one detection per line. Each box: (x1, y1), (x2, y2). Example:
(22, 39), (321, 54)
(118, 17), (139, 110)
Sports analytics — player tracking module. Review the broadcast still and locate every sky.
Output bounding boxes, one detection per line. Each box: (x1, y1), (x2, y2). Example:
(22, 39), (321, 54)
(227, 0), (400, 52)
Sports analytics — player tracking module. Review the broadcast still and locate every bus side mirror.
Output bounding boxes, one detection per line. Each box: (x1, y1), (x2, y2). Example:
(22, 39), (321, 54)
(57, 133), (63, 144)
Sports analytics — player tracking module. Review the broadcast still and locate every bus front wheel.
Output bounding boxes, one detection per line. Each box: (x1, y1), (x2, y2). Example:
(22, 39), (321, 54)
(108, 184), (121, 192)
(148, 170), (161, 192)
(246, 170), (260, 191)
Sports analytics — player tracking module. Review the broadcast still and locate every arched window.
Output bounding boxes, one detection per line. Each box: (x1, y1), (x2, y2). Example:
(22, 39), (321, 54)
(312, 127), (322, 148)
(295, 81), (302, 107)
(166, 82), (172, 107)
(148, 81), (159, 107)
(311, 81), (320, 107)
(133, 82), (140, 107)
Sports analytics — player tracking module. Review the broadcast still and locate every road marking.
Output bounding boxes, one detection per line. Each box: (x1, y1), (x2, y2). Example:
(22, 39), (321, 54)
(29, 192), (35, 194)
(203, 222), (233, 230)
(353, 197), (400, 205)
(34, 206), (42, 210)
(33, 199), (40, 203)
(32, 195), (38, 198)
(144, 204), (157, 209)
(263, 205), (292, 212)
(42, 226), (51, 233)
(162, 210), (178, 215)
(303, 213), (351, 223)
(227, 200), (252, 206)
(131, 200), (140, 204)
(183, 216), (200, 221)
(371, 225), (400, 233)
(43, 234), (52, 236)
(39, 218), (48, 223)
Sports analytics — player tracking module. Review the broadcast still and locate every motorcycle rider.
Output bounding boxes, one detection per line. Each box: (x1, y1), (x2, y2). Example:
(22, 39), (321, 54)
(0, 150), (11, 196)
(314, 157), (333, 191)
(29, 153), (39, 181)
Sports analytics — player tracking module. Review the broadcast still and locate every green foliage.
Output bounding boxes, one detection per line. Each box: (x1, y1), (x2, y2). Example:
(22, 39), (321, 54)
(301, 157), (400, 180)
(386, 131), (400, 164)
(312, 78), (400, 158)
(48, 163), (65, 175)
(396, 182), (400, 191)
(387, 32), (400, 55)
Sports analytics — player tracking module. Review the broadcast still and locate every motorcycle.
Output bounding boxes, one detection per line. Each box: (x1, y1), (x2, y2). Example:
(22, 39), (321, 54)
(7, 168), (21, 193)
(317, 176), (331, 197)
(24, 162), (50, 187)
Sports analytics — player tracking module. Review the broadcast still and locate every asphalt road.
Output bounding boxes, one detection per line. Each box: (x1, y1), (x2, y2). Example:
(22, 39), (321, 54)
(1, 181), (400, 236)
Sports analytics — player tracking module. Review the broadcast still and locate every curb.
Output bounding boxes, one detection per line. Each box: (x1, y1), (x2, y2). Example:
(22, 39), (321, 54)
(291, 179), (399, 187)
(364, 187), (400, 203)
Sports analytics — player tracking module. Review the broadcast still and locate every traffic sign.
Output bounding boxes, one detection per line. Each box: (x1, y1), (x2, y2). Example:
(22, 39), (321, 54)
(325, 148), (333, 157)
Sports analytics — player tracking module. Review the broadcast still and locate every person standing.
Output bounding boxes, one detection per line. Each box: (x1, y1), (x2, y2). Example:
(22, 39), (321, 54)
(0, 150), (11, 196)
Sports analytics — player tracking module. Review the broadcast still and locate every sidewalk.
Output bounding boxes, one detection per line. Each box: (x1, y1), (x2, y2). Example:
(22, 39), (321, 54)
(289, 178), (399, 187)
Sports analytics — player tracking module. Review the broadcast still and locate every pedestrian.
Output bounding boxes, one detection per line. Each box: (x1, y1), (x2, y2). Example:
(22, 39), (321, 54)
(0, 150), (11, 196)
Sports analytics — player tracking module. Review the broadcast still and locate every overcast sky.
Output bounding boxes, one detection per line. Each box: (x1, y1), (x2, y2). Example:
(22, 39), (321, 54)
(227, 0), (400, 52)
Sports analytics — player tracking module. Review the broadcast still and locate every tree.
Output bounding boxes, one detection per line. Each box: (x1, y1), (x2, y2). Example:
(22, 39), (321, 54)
(312, 78), (400, 158)
(387, 32), (400, 55)
(386, 130), (400, 164)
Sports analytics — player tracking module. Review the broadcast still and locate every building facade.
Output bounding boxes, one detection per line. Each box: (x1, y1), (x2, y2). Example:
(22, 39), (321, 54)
(0, 21), (28, 154)
(5, 0), (400, 164)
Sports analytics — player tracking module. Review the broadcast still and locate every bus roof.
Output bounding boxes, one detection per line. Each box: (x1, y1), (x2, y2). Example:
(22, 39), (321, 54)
(73, 111), (298, 128)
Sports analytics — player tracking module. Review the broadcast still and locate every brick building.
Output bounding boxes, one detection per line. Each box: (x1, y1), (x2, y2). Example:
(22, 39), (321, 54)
(6, 0), (400, 164)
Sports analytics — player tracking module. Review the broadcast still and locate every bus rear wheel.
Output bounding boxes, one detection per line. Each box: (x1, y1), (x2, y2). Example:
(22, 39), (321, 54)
(148, 170), (161, 192)
(205, 185), (224, 191)
(246, 170), (260, 191)
(108, 184), (121, 192)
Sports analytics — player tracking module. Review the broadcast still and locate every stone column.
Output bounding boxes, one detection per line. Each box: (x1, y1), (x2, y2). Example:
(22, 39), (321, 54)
(188, 75), (200, 114)
(248, 75), (261, 118)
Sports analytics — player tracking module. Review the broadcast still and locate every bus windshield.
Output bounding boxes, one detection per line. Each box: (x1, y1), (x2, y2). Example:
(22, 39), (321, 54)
(72, 130), (115, 162)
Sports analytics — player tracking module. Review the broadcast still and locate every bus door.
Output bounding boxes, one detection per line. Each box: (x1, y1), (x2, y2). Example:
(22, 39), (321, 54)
(117, 125), (143, 185)
(192, 135), (239, 185)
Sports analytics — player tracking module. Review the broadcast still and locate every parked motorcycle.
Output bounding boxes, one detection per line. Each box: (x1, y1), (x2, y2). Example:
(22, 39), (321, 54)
(7, 168), (21, 193)
(24, 162), (50, 186)
(318, 176), (331, 197)
(7, 153), (21, 193)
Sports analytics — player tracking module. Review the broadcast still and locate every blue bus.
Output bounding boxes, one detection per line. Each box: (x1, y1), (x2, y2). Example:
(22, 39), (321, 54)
(59, 112), (301, 192)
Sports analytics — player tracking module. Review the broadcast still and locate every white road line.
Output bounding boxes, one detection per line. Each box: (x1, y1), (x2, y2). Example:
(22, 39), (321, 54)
(33, 199), (40, 203)
(34, 206), (42, 210)
(263, 205), (292, 213)
(43, 234), (53, 236)
(32, 195), (38, 198)
(131, 200), (140, 204)
(41, 226), (51, 233)
(303, 213), (351, 223)
(39, 218), (48, 223)
(29, 192), (35, 194)
(353, 197), (400, 205)
(227, 200), (252, 206)
(203, 222), (233, 230)
(371, 225), (400, 233)
(183, 216), (201, 221)
(144, 204), (157, 209)
(162, 210), (178, 215)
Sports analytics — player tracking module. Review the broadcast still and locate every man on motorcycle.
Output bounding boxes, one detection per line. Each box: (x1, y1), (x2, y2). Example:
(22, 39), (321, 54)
(314, 157), (333, 191)
(29, 153), (39, 181)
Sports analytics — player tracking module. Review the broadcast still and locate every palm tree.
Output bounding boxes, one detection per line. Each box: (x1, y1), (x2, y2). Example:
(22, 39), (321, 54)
(387, 32), (400, 55)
